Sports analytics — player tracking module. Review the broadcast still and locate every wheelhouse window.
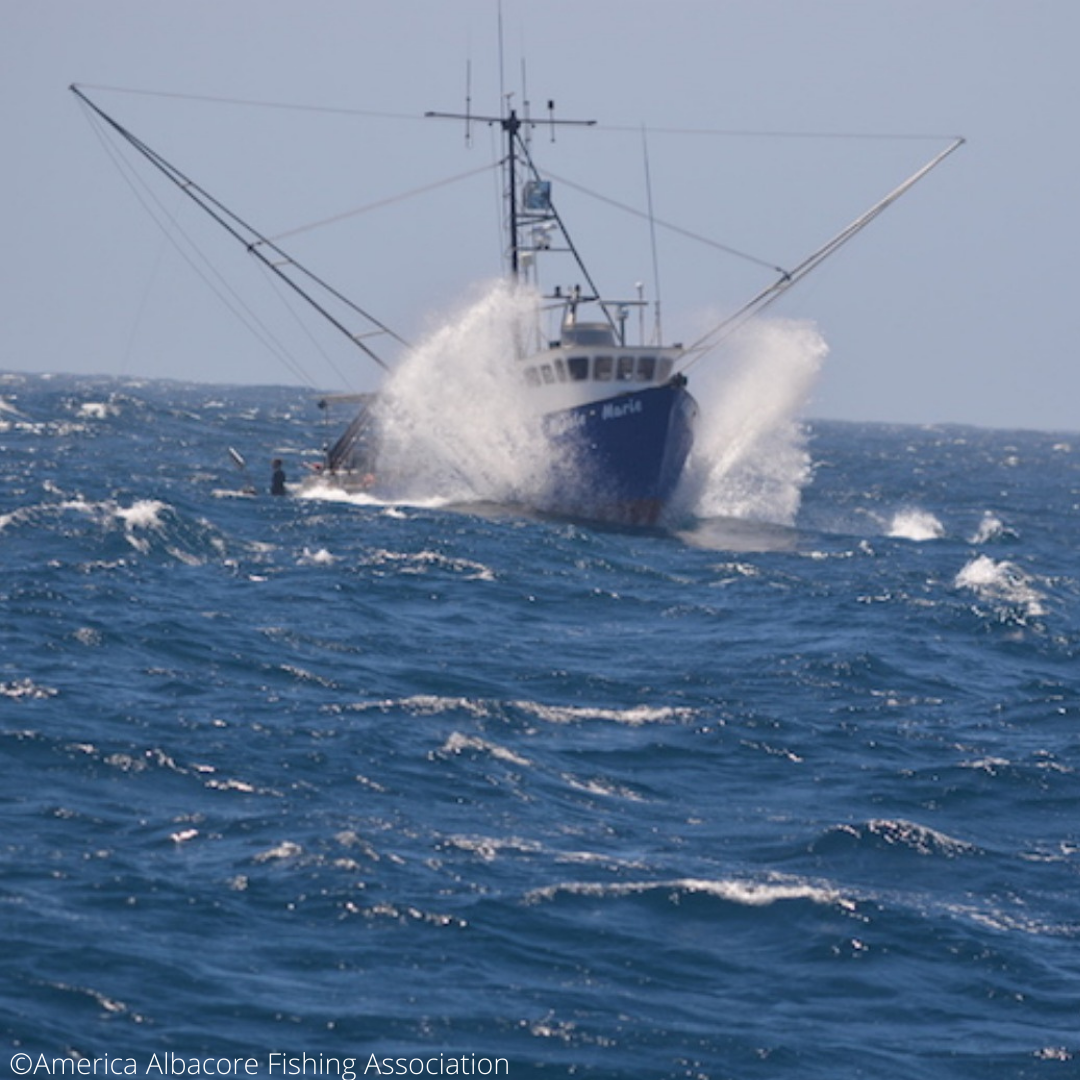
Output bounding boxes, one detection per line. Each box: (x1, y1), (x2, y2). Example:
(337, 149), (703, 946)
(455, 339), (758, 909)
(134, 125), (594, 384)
(524, 367), (541, 387)
(657, 357), (674, 382)
(567, 355), (589, 381)
(540, 364), (555, 384)
(593, 355), (614, 381)
(636, 355), (656, 381)
(554, 357), (567, 382)
(616, 356), (635, 381)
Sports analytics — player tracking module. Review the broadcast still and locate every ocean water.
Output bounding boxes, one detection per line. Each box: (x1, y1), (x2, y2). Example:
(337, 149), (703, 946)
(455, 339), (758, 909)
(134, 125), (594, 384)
(2, 369), (1079, 1079)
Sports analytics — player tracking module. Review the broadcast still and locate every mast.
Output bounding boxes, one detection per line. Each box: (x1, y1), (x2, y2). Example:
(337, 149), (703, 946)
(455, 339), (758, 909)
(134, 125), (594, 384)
(425, 100), (595, 290)
(506, 108), (522, 278)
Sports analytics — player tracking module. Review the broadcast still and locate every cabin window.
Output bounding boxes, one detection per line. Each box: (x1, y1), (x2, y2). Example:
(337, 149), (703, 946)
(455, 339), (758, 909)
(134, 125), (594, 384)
(540, 364), (555, 385)
(657, 357), (674, 382)
(593, 355), (614, 381)
(524, 367), (541, 387)
(636, 355), (656, 381)
(554, 357), (567, 382)
(616, 356), (635, 380)
(568, 355), (589, 381)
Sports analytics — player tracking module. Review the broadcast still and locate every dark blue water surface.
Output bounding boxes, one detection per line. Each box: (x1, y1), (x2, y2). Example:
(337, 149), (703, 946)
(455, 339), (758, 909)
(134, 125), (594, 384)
(2, 373), (1078, 1079)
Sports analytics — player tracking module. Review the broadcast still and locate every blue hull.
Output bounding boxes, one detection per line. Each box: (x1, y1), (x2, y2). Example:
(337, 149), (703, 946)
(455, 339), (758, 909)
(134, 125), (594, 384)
(541, 380), (698, 525)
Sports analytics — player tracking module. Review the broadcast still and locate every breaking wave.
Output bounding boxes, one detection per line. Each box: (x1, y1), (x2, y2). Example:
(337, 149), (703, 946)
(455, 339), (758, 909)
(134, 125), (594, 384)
(525, 875), (845, 909)
(955, 554), (1048, 620)
(887, 508), (945, 541)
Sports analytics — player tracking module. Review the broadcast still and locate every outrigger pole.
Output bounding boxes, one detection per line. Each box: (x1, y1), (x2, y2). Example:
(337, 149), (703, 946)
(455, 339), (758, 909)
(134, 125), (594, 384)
(678, 135), (966, 373)
(70, 83), (405, 373)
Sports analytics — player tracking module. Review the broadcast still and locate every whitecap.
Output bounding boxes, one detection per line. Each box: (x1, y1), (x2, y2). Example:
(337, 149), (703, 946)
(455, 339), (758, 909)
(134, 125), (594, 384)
(864, 818), (976, 856)
(955, 555), (1047, 619)
(1035, 1048), (1073, 1062)
(253, 841), (303, 863)
(366, 548), (495, 581)
(515, 702), (695, 727)
(0, 678), (58, 700)
(298, 546), (337, 566)
(204, 778), (258, 794)
(969, 511), (1013, 544)
(822, 819), (976, 858)
(525, 875), (844, 908)
(442, 835), (543, 861)
(562, 775), (647, 801)
(167, 546), (205, 567)
(344, 694), (496, 720)
(947, 898), (1075, 938)
(887, 508), (944, 541)
(114, 498), (168, 531)
(76, 401), (119, 420)
(438, 732), (532, 767)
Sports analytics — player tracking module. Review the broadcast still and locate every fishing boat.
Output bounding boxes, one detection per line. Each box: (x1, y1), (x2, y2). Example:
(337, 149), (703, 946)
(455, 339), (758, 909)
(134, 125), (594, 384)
(71, 85), (962, 525)
(316, 103), (703, 525)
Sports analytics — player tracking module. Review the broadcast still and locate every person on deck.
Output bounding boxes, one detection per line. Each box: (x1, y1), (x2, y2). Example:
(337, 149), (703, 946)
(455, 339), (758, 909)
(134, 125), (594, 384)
(270, 458), (287, 496)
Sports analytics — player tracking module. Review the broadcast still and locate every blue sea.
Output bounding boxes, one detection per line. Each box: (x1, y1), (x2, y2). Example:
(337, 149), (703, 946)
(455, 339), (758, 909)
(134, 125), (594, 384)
(2, 371), (1078, 1079)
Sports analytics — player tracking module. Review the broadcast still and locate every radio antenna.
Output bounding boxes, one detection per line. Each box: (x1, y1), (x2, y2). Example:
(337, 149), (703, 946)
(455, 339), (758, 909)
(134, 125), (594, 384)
(465, 58), (473, 147)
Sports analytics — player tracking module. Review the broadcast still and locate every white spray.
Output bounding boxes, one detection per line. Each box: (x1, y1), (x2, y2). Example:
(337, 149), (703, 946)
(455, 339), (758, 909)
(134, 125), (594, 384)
(369, 280), (553, 507)
(364, 284), (826, 525)
(675, 318), (827, 525)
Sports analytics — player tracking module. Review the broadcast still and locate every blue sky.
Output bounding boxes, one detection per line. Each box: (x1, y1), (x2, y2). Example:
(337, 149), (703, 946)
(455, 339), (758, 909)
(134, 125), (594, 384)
(3, 0), (1077, 432)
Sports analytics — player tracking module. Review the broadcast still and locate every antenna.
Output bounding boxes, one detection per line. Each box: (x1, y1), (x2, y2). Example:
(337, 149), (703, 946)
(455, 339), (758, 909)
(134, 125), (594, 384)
(497, 0), (506, 106)
(548, 100), (556, 143)
(641, 124), (663, 344)
(465, 59), (472, 147)
(428, 103), (594, 283)
(521, 58), (531, 151)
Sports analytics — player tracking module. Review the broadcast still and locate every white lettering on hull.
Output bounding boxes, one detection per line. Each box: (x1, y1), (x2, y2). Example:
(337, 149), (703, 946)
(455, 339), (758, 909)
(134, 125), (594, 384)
(601, 399), (643, 421)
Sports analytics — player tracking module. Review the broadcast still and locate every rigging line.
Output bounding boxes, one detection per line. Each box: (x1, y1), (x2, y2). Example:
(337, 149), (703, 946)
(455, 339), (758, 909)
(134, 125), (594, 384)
(72, 83), (422, 122)
(73, 86), (960, 141)
(267, 161), (499, 243)
(594, 123), (965, 142)
(72, 85), (399, 369)
(542, 168), (788, 275)
(252, 259), (360, 391)
(516, 136), (608, 325)
(79, 103), (317, 387)
(678, 136), (966, 373)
